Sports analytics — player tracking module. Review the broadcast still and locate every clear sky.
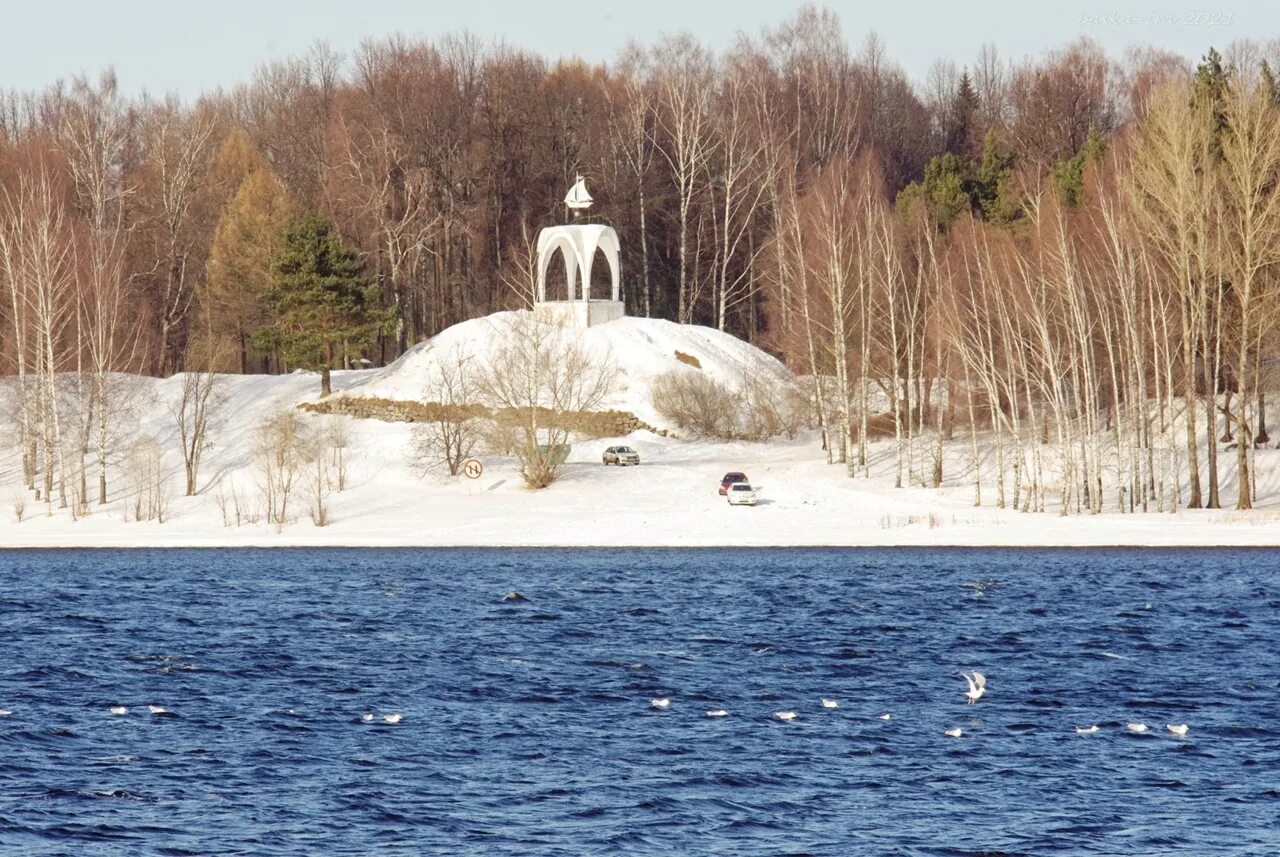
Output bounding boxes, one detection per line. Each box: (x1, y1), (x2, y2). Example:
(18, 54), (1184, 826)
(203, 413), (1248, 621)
(0, 0), (1269, 97)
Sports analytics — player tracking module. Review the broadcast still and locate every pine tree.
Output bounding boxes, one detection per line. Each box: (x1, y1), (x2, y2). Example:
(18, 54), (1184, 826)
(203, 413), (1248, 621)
(259, 215), (390, 397)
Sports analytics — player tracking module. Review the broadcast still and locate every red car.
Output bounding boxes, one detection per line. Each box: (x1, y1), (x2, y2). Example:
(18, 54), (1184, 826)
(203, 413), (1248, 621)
(719, 472), (748, 495)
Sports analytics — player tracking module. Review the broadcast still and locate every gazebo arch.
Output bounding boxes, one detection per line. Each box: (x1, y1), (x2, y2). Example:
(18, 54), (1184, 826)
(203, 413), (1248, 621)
(535, 224), (620, 303)
(580, 228), (621, 302)
(536, 232), (581, 302)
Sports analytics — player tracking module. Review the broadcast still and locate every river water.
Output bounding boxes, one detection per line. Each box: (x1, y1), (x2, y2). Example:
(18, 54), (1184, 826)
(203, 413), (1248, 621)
(0, 548), (1276, 855)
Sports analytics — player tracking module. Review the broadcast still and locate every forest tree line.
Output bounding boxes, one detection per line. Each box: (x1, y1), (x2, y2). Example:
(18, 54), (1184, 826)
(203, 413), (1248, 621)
(2, 5), (1280, 513)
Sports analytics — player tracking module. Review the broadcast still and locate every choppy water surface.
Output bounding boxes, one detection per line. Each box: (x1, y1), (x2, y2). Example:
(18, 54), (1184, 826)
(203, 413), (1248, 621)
(0, 548), (1278, 855)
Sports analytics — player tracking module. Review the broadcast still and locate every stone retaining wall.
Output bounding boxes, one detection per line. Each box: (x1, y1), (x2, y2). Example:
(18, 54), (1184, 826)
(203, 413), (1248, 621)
(300, 395), (660, 438)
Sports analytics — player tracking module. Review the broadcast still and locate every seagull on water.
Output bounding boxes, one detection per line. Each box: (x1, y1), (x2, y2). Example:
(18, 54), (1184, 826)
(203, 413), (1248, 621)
(774, 711), (797, 722)
(108, 706), (128, 716)
(878, 713), (892, 721)
(1126, 722), (1148, 733)
(945, 727), (963, 738)
(1075, 725), (1100, 734)
(1166, 723), (1189, 737)
(650, 698), (670, 710)
(705, 709), (728, 718)
(147, 705), (167, 715)
(820, 698), (839, 709)
(361, 712), (375, 723)
(960, 671), (987, 704)
(383, 713), (403, 724)
(0, 709), (11, 717)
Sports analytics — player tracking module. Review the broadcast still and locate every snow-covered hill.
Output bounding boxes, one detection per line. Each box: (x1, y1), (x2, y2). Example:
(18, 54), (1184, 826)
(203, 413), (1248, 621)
(339, 310), (795, 431)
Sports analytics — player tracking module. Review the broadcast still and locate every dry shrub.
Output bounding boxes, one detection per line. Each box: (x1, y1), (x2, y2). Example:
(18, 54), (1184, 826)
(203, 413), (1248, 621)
(254, 411), (314, 529)
(323, 417), (351, 491)
(409, 345), (484, 476)
(740, 371), (813, 441)
(480, 420), (519, 457)
(652, 369), (812, 441)
(476, 315), (618, 489)
(126, 435), (169, 523)
(651, 370), (737, 439)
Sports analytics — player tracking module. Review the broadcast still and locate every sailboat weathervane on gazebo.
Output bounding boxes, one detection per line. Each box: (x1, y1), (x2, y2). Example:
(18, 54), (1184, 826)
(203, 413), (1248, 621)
(534, 176), (625, 328)
(565, 174), (593, 215)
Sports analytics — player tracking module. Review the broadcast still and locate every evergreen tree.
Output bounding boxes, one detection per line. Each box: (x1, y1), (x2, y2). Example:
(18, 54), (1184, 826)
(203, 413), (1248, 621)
(259, 214), (390, 397)
(1261, 60), (1280, 107)
(1194, 47), (1231, 158)
(921, 153), (971, 228)
(1052, 125), (1107, 209)
(947, 71), (980, 157)
(974, 130), (1018, 222)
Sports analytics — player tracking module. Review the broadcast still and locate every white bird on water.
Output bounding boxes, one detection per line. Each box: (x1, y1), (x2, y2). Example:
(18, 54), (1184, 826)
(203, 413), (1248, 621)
(1075, 725), (1100, 735)
(1126, 722), (1149, 734)
(361, 713), (375, 723)
(961, 671), (987, 704)
(705, 709), (728, 718)
(650, 698), (670, 710)
(108, 706), (128, 716)
(383, 713), (403, 724)
(0, 709), (11, 717)
(1167, 723), (1189, 737)
(820, 698), (839, 709)
(878, 713), (892, 721)
(147, 705), (167, 715)
(774, 711), (797, 722)
(945, 727), (963, 738)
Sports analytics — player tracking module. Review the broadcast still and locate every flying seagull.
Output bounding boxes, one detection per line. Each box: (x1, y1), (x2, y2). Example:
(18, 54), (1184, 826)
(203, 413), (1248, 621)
(961, 671), (987, 704)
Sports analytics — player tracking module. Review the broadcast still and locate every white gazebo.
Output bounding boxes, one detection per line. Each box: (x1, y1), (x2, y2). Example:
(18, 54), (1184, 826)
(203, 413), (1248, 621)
(533, 177), (625, 328)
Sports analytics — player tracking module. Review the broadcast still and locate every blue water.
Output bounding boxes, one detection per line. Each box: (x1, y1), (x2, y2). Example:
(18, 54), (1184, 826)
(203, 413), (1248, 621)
(0, 548), (1278, 856)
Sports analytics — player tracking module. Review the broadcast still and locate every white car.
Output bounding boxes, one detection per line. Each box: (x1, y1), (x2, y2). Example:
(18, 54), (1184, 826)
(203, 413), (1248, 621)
(602, 445), (640, 466)
(726, 483), (758, 506)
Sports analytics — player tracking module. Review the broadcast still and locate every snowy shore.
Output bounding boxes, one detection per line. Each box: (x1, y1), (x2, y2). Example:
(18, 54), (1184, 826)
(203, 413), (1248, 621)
(2, 313), (1278, 549)
(4, 422), (1279, 549)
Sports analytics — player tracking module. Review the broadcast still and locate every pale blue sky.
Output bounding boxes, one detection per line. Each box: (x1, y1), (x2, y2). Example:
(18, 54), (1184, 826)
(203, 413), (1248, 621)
(0, 0), (1268, 97)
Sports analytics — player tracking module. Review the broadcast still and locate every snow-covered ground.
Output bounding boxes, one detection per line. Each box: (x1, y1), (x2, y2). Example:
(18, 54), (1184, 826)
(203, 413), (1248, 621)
(2, 312), (1279, 548)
